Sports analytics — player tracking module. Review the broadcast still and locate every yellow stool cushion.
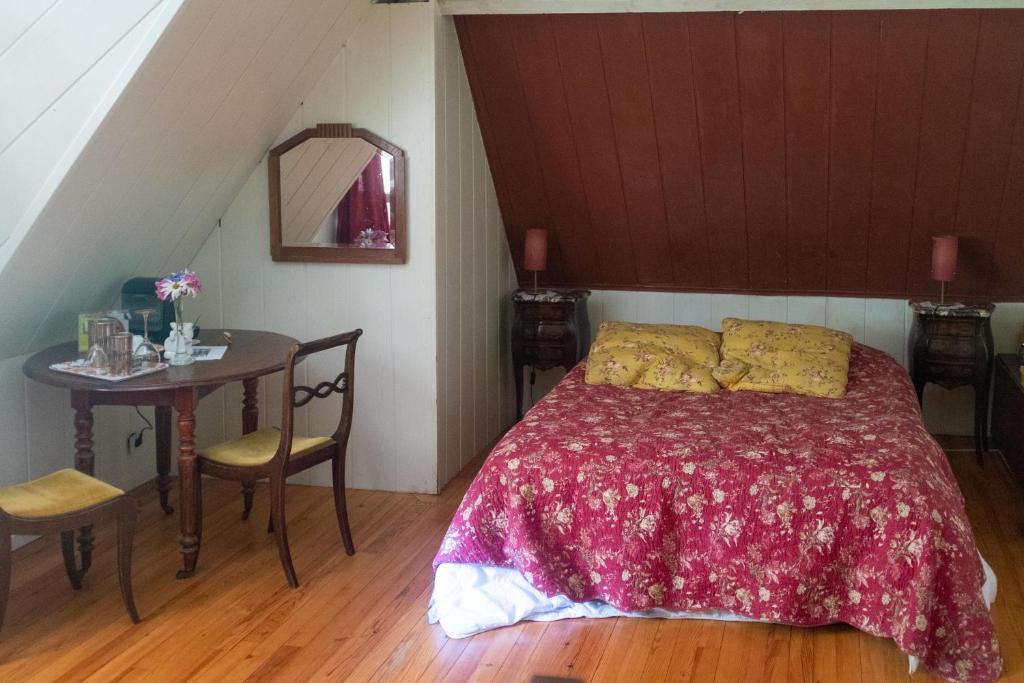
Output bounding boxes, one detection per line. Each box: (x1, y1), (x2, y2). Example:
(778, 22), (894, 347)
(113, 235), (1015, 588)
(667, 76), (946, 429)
(200, 428), (335, 467)
(0, 469), (123, 518)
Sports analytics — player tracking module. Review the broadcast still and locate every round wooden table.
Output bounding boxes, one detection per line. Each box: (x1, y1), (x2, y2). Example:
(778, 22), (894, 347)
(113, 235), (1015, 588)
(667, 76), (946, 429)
(23, 329), (299, 579)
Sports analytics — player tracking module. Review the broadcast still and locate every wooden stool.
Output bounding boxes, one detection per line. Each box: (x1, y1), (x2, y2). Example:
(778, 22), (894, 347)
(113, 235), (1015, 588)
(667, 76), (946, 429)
(0, 469), (140, 629)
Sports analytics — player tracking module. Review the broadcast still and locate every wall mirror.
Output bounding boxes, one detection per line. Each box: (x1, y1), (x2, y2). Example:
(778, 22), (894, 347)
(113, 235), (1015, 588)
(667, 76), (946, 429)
(269, 123), (406, 264)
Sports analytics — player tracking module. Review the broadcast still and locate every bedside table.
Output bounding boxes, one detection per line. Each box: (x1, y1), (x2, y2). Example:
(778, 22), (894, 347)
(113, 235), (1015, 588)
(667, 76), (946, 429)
(907, 302), (995, 463)
(511, 289), (590, 421)
(992, 354), (1024, 493)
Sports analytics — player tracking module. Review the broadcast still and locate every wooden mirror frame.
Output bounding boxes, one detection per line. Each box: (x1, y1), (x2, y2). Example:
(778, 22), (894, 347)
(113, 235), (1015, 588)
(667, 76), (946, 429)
(268, 123), (407, 264)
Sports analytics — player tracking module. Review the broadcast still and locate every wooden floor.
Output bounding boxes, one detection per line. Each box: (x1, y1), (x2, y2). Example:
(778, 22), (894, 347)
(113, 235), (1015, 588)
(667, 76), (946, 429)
(1, 442), (1023, 682)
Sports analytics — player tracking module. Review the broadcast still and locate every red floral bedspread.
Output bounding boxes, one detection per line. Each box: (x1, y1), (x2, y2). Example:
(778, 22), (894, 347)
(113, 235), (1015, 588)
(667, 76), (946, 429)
(434, 344), (1001, 682)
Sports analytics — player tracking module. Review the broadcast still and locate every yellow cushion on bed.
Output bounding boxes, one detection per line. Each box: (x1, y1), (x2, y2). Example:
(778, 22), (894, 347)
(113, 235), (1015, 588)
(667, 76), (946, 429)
(717, 318), (853, 398)
(0, 469), (123, 518)
(200, 428), (334, 467)
(584, 321), (721, 392)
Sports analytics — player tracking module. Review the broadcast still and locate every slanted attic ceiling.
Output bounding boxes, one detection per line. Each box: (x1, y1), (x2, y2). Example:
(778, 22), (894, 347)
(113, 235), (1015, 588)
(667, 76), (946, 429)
(0, 0), (373, 360)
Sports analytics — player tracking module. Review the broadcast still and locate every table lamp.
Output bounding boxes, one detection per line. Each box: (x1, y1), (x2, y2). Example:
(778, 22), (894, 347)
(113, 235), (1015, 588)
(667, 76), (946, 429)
(931, 235), (958, 305)
(524, 229), (548, 292)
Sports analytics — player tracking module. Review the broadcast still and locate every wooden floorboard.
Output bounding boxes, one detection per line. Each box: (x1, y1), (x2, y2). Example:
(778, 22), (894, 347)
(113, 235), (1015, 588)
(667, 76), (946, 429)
(0, 446), (1021, 682)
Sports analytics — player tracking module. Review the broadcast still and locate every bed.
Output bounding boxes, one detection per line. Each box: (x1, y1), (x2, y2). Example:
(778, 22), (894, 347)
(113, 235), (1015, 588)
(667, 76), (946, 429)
(429, 343), (1002, 682)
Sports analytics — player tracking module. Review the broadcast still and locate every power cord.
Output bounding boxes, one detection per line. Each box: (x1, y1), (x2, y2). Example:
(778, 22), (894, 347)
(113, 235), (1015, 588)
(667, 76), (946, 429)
(126, 406), (153, 451)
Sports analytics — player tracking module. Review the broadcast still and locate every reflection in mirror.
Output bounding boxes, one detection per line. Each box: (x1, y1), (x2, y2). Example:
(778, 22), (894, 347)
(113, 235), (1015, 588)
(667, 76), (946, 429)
(281, 139), (396, 249)
(270, 123), (406, 264)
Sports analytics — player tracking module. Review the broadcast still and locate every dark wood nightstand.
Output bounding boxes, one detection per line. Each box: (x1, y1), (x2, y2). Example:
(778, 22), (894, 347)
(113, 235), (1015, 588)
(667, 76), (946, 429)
(907, 302), (995, 463)
(511, 289), (590, 421)
(992, 354), (1024, 493)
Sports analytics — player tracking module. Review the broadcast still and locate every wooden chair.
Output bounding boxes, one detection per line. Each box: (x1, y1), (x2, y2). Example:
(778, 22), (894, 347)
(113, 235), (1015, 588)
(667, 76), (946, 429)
(196, 329), (362, 587)
(0, 469), (140, 630)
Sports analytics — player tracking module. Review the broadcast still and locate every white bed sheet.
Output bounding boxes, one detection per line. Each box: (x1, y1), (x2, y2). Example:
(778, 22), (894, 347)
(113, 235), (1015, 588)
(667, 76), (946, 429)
(428, 556), (998, 674)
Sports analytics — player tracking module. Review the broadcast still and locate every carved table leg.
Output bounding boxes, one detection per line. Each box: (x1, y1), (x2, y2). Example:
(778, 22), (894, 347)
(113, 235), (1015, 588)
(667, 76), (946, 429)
(175, 388), (201, 579)
(70, 391), (95, 580)
(155, 406), (174, 514)
(241, 378), (258, 520)
(71, 392), (95, 475)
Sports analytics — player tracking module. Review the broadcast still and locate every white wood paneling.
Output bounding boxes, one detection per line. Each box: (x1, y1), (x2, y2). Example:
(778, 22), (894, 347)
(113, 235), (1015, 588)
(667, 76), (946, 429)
(189, 2), (444, 494)
(0, 0), (176, 251)
(520, 289), (1024, 437)
(0, 0), (373, 361)
(1, 1), (378, 520)
(435, 12), (516, 490)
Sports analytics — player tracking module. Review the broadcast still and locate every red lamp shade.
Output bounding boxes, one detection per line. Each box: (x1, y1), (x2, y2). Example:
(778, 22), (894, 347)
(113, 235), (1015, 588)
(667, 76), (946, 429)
(524, 229), (548, 272)
(931, 235), (958, 283)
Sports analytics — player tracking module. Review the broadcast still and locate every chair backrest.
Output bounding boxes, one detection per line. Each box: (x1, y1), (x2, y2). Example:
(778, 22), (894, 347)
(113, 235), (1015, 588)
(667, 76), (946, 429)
(275, 329), (362, 469)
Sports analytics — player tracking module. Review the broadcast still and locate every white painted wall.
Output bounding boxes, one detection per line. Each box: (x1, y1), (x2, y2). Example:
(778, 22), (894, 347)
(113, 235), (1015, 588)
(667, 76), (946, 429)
(435, 14), (517, 490)
(2, 1), (372, 510)
(0, 0), (179, 255)
(187, 1), (443, 493)
(0, 0), (187, 528)
(0, 0), (373, 362)
(523, 290), (1024, 437)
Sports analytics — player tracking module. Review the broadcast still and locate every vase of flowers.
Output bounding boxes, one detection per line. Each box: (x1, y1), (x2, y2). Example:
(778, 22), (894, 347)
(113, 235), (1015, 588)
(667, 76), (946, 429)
(156, 270), (203, 366)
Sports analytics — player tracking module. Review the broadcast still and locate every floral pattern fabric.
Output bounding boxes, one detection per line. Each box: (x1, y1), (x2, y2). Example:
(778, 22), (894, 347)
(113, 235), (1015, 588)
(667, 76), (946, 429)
(584, 322), (721, 393)
(718, 318), (854, 398)
(434, 344), (1001, 683)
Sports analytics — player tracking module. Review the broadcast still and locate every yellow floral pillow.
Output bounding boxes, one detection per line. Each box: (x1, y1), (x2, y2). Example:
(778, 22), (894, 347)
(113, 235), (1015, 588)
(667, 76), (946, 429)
(585, 322), (721, 393)
(717, 318), (853, 398)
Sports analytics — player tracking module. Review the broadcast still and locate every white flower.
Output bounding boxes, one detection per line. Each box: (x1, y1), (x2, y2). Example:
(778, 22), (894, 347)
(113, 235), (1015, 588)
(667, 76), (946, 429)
(841, 488), (852, 500)
(870, 471), (886, 482)
(622, 569), (632, 581)
(602, 489), (620, 514)
(577, 471), (585, 483)
(590, 571), (602, 584)
(713, 489), (725, 503)
(709, 571), (718, 582)
(802, 495), (816, 510)
(519, 484), (535, 501)
(662, 477), (671, 488)
(915, 615), (928, 631)
(881, 593), (891, 605)
(673, 576), (685, 590)
(542, 478), (555, 493)
(682, 462), (696, 475)
(749, 484), (759, 495)
(759, 587), (771, 601)
(796, 584), (806, 595)
(848, 589), (861, 604)
(735, 588), (753, 611)
(639, 514), (657, 534)
(648, 583), (665, 603)
(896, 502), (910, 518)
(931, 510), (943, 523)
(626, 483), (639, 498)
(507, 458), (520, 471)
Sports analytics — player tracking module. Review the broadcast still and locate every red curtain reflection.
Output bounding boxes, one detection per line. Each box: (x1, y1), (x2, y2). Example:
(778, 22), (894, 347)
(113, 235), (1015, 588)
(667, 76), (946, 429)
(336, 153), (391, 245)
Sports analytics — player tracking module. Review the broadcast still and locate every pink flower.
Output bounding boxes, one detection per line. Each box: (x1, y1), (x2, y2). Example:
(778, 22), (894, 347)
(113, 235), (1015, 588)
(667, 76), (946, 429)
(155, 270), (202, 301)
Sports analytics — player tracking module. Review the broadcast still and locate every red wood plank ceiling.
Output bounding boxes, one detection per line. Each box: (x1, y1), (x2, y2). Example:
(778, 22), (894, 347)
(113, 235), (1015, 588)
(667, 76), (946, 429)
(455, 10), (1024, 301)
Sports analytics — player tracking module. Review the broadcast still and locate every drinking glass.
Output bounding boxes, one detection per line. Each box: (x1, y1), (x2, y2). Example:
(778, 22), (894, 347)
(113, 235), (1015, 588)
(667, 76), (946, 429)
(133, 309), (162, 370)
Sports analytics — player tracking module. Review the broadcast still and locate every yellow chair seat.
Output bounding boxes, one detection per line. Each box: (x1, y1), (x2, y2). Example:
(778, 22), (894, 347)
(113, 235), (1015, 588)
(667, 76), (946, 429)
(0, 469), (123, 519)
(200, 428), (335, 467)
